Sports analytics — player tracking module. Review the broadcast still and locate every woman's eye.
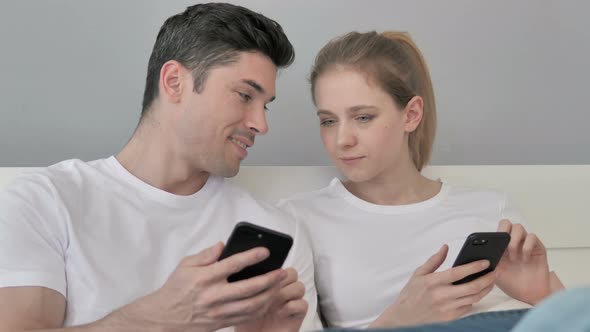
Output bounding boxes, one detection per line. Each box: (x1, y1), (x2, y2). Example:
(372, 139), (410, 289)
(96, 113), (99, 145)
(356, 115), (373, 122)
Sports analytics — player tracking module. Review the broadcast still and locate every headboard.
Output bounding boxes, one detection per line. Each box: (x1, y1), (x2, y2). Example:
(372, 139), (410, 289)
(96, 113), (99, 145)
(2, 165), (589, 287)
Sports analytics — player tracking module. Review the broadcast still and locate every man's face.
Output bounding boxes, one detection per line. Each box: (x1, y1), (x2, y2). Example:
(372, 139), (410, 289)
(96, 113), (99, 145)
(174, 52), (277, 177)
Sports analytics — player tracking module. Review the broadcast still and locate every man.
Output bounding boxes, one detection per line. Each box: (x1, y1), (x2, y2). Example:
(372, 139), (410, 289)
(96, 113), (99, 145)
(0, 3), (321, 331)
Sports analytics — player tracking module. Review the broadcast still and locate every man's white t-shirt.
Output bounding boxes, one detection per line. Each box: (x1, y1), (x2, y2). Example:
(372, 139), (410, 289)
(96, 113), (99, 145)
(0, 157), (321, 331)
(278, 178), (527, 329)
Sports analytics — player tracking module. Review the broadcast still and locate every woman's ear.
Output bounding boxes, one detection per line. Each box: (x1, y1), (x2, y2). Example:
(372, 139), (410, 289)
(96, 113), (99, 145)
(403, 96), (424, 133)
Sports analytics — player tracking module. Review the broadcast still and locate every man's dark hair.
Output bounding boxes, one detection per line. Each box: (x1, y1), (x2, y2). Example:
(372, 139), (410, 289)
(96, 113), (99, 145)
(141, 2), (295, 117)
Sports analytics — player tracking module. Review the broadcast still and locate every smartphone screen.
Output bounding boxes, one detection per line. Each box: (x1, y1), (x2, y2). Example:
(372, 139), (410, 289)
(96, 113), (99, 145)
(452, 232), (510, 285)
(218, 221), (293, 282)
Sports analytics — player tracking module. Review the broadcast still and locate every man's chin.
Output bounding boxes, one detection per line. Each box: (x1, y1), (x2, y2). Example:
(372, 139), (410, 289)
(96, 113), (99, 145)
(216, 163), (241, 178)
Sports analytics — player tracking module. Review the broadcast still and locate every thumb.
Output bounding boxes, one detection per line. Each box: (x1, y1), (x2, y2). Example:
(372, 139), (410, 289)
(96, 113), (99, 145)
(413, 244), (448, 276)
(179, 241), (224, 267)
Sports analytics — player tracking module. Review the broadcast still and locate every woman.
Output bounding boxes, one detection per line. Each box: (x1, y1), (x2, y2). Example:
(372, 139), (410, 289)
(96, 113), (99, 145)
(278, 31), (564, 329)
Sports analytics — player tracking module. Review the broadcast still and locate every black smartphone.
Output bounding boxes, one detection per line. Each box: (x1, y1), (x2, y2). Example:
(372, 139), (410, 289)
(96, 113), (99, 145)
(451, 232), (510, 285)
(218, 221), (293, 282)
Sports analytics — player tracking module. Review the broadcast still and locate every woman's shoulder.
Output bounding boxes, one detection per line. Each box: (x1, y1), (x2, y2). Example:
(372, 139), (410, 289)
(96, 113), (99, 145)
(444, 183), (508, 203)
(277, 177), (341, 207)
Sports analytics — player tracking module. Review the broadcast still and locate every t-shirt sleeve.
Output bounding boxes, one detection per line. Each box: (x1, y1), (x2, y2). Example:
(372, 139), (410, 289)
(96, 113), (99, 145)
(0, 174), (67, 297)
(279, 202), (324, 331)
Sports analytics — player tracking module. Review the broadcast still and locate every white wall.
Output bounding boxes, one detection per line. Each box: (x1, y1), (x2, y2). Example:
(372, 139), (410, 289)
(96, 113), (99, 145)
(1, 0), (589, 166)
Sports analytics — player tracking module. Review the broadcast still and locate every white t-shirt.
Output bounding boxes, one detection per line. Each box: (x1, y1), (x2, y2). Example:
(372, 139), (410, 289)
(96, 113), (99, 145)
(278, 178), (527, 329)
(0, 157), (321, 331)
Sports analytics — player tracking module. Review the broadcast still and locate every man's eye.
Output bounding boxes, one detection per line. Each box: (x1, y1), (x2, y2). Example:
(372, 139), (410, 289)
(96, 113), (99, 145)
(320, 119), (335, 127)
(238, 92), (252, 102)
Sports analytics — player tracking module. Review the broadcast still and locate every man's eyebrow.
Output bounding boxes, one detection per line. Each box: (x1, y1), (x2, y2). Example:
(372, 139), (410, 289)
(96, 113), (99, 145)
(316, 110), (334, 116)
(241, 79), (275, 102)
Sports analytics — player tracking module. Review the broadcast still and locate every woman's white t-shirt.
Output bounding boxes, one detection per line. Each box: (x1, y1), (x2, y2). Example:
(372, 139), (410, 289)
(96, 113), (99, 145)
(278, 178), (526, 328)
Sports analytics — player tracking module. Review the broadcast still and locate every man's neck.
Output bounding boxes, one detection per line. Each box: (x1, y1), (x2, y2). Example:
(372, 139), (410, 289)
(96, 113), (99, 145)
(116, 120), (210, 196)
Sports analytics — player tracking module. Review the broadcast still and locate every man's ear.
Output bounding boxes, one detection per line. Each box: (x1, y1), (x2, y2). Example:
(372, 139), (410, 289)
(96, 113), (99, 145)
(159, 60), (186, 104)
(403, 96), (424, 133)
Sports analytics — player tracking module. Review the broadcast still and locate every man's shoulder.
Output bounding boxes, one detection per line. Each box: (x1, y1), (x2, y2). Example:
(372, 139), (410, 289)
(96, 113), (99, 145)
(218, 178), (299, 232)
(1, 158), (112, 204)
(0, 158), (110, 221)
(7, 158), (106, 188)
(219, 178), (291, 215)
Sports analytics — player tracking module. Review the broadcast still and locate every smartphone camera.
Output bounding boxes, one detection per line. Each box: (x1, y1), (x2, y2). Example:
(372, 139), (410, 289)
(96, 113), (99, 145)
(241, 228), (258, 237)
(472, 238), (488, 246)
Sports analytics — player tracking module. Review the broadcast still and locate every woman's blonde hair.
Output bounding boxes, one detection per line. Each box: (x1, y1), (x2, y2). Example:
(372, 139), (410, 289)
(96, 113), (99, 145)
(310, 31), (436, 171)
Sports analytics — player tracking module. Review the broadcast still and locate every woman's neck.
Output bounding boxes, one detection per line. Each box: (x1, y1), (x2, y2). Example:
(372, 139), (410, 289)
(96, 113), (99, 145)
(344, 162), (441, 206)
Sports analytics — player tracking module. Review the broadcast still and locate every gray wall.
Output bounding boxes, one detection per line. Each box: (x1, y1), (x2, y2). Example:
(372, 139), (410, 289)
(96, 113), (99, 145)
(1, 0), (588, 166)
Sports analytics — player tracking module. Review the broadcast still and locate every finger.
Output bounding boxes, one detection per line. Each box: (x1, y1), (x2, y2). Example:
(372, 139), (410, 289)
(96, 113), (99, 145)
(441, 269), (496, 302)
(277, 281), (306, 305)
(413, 244), (449, 276)
(508, 223), (527, 261)
(280, 268), (299, 288)
(522, 233), (544, 263)
(277, 299), (309, 318)
(497, 219), (512, 233)
(215, 315), (260, 330)
(437, 304), (473, 322)
(452, 283), (495, 308)
(438, 260), (490, 284)
(210, 247), (271, 281)
(207, 284), (279, 323)
(454, 270), (497, 296)
(454, 304), (474, 319)
(212, 269), (286, 304)
(497, 219), (513, 262)
(180, 242), (224, 267)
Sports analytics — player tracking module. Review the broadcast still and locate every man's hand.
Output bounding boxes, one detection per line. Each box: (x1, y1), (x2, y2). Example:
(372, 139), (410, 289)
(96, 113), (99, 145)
(495, 219), (554, 305)
(236, 268), (308, 332)
(106, 242), (287, 332)
(370, 245), (495, 328)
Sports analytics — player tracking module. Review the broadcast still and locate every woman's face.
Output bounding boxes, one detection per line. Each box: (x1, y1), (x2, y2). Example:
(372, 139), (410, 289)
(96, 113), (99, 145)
(314, 67), (422, 182)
